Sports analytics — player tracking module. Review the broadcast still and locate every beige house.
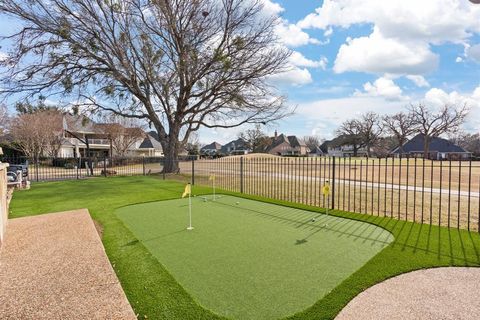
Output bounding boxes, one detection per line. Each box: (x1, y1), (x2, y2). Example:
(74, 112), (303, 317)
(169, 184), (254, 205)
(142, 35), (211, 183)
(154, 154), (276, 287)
(266, 133), (309, 156)
(59, 115), (163, 158)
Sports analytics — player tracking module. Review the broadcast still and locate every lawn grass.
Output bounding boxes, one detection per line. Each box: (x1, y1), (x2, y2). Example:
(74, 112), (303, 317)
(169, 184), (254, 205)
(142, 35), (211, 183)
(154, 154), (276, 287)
(8, 176), (480, 320)
(115, 196), (393, 319)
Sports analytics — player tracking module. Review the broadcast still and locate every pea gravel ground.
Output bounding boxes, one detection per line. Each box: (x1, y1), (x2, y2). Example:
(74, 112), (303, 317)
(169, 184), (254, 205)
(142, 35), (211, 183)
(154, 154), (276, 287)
(0, 209), (136, 320)
(336, 267), (480, 320)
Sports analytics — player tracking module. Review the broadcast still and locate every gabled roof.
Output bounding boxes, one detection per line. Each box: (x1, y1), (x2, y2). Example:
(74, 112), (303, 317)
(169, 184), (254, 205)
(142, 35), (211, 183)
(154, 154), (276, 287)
(220, 138), (248, 153)
(138, 133), (163, 150)
(287, 135), (306, 148)
(266, 134), (290, 152)
(63, 114), (98, 134)
(201, 142), (222, 151)
(309, 146), (324, 155)
(391, 134), (469, 154)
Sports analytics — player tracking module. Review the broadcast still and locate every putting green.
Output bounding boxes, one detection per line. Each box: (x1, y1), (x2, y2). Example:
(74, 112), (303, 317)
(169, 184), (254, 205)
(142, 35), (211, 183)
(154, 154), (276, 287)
(116, 195), (393, 320)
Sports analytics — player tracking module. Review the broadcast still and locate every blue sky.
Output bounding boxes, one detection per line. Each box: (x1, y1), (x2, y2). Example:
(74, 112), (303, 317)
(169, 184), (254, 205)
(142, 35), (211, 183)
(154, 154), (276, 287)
(201, 0), (480, 144)
(1, 0), (480, 144)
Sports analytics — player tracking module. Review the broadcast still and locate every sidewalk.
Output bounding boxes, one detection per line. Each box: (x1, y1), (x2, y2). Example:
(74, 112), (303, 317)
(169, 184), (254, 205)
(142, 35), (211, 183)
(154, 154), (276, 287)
(0, 209), (136, 319)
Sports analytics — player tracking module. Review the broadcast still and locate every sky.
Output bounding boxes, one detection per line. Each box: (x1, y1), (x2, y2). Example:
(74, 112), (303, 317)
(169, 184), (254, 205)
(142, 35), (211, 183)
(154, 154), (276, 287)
(1, 0), (480, 144)
(200, 0), (480, 144)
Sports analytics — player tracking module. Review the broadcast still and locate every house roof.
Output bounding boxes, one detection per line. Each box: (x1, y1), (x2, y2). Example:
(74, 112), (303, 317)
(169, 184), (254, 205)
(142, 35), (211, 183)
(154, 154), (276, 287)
(63, 114), (98, 134)
(287, 135), (306, 148)
(391, 134), (469, 154)
(201, 142), (222, 151)
(266, 134), (290, 152)
(309, 146), (324, 155)
(138, 132), (163, 150)
(220, 138), (247, 153)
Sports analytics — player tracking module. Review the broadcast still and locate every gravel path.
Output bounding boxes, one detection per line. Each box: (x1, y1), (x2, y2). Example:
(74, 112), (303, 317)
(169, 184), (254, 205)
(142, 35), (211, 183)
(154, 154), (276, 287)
(0, 209), (136, 320)
(336, 267), (480, 320)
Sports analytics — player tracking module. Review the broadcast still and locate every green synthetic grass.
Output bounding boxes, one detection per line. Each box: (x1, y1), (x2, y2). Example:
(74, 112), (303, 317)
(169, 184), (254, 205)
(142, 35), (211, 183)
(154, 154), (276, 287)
(115, 196), (393, 320)
(7, 176), (480, 320)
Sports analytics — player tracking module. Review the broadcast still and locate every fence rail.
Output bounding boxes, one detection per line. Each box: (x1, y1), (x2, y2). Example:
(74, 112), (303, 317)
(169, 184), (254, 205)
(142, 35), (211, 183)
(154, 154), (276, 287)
(190, 157), (480, 233)
(2, 155), (479, 232)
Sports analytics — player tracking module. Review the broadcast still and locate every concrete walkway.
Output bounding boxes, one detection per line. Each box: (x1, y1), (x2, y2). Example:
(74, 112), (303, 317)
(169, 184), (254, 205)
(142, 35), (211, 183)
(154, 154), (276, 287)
(0, 209), (136, 320)
(336, 267), (480, 320)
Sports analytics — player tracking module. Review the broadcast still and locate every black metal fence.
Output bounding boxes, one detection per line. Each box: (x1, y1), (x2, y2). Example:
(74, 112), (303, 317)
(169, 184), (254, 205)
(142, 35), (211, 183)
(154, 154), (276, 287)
(2, 154), (480, 232)
(190, 156), (480, 232)
(1, 155), (168, 181)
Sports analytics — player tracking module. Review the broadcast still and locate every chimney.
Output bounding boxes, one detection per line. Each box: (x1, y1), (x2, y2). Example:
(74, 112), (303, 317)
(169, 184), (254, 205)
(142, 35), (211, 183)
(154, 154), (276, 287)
(274, 130), (278, 138)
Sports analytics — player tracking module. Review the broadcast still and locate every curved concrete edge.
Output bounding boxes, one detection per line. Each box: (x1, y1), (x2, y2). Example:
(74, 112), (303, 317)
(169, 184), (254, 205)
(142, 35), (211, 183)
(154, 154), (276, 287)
(336, 267), (480, 320)
(0, 209), (136, 319)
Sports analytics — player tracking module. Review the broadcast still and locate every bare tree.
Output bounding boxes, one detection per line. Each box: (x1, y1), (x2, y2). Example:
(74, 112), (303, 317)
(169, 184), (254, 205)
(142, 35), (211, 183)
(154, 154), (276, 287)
(101, 123), (144, 156)
(409, 104), (469, 159)
(0, 0), (291, 172)
(357, 112), (383, 157)
(383, 112), (416, 154)
(450, 132), (480, 157)
(336, 119), (365, 157)
(185, 132), (201, 156)
(239, 124), (270, 153)
(10, 110), (63, 159)
(303, 135), (321, 151)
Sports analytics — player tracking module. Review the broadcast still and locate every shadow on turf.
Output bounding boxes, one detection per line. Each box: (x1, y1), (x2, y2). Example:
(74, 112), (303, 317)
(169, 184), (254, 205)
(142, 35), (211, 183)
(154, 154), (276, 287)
(191, 199), (394, 247)
(123, 229), (187, 246)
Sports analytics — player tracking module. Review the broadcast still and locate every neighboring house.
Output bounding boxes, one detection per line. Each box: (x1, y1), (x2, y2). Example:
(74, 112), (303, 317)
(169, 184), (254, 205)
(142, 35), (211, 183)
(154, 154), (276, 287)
(320, 136), (368, 157)
(137, 133), (164, 157)
(60, 114), (162, 158)
(220, 138), (250, 155)
(61, 114), (108, 158)
(390, 134), (472, 160)
(308, 146), (324, 157)
(200, 142), (222, 156)
(265, 132), (309, 156)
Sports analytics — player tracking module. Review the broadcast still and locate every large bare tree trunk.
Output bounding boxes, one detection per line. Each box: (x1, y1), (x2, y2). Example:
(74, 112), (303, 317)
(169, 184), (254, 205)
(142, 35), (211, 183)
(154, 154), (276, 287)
(423, 136), (430, 160)
(162, 142), (180, 174)
(161, 125), (181, 174)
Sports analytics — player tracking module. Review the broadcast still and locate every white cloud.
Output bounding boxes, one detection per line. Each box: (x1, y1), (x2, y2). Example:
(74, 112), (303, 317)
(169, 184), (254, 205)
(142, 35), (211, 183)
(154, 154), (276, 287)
(466, 43), (480, 62)
(294, 85), (480, 138)
(424, 86), (480, 131)
(455, 57), (464, 63)
(354, 77), (405, 100)
(275, 21), (320, 47)
(259, 0), (284, 16)
(424, 87), (479, 108)
(333, 28), (439, 75)
(289, 51), (327, 69)
(298, 0), (480, 75)
(406, 75), (430, 88)
(269, 67), (313, 86)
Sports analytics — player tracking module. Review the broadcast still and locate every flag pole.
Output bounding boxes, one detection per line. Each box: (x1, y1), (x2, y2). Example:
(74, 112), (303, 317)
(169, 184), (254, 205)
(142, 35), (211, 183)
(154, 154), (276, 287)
(187, 192), (194, 230)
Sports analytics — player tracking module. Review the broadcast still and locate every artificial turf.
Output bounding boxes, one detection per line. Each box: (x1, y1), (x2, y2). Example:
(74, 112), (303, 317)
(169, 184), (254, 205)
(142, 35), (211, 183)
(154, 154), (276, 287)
(115, 195), (393, 320)
(7, 176), (480, 320)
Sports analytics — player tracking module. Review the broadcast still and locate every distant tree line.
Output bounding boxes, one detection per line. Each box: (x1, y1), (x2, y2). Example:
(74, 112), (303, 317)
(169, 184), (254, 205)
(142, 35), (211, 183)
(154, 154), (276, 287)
(334, 103), (471, 158)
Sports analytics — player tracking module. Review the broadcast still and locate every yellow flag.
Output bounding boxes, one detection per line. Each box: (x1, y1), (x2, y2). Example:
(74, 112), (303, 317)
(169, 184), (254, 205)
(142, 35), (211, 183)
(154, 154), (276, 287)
(322, 182), (330, 196)
(209, 174), (216, 181)
(182, 183), (191, 198)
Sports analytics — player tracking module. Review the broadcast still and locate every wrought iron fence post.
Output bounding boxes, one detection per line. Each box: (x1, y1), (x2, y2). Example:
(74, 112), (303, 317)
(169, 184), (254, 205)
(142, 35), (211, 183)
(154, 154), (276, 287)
(103, 156), (107, 177)
(142, 156), (146, 176)
(35, 158), (39, 182)
(240, 156), (244, 193)
(76, 157), (80, 179)
(331, 156), (336, 210)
